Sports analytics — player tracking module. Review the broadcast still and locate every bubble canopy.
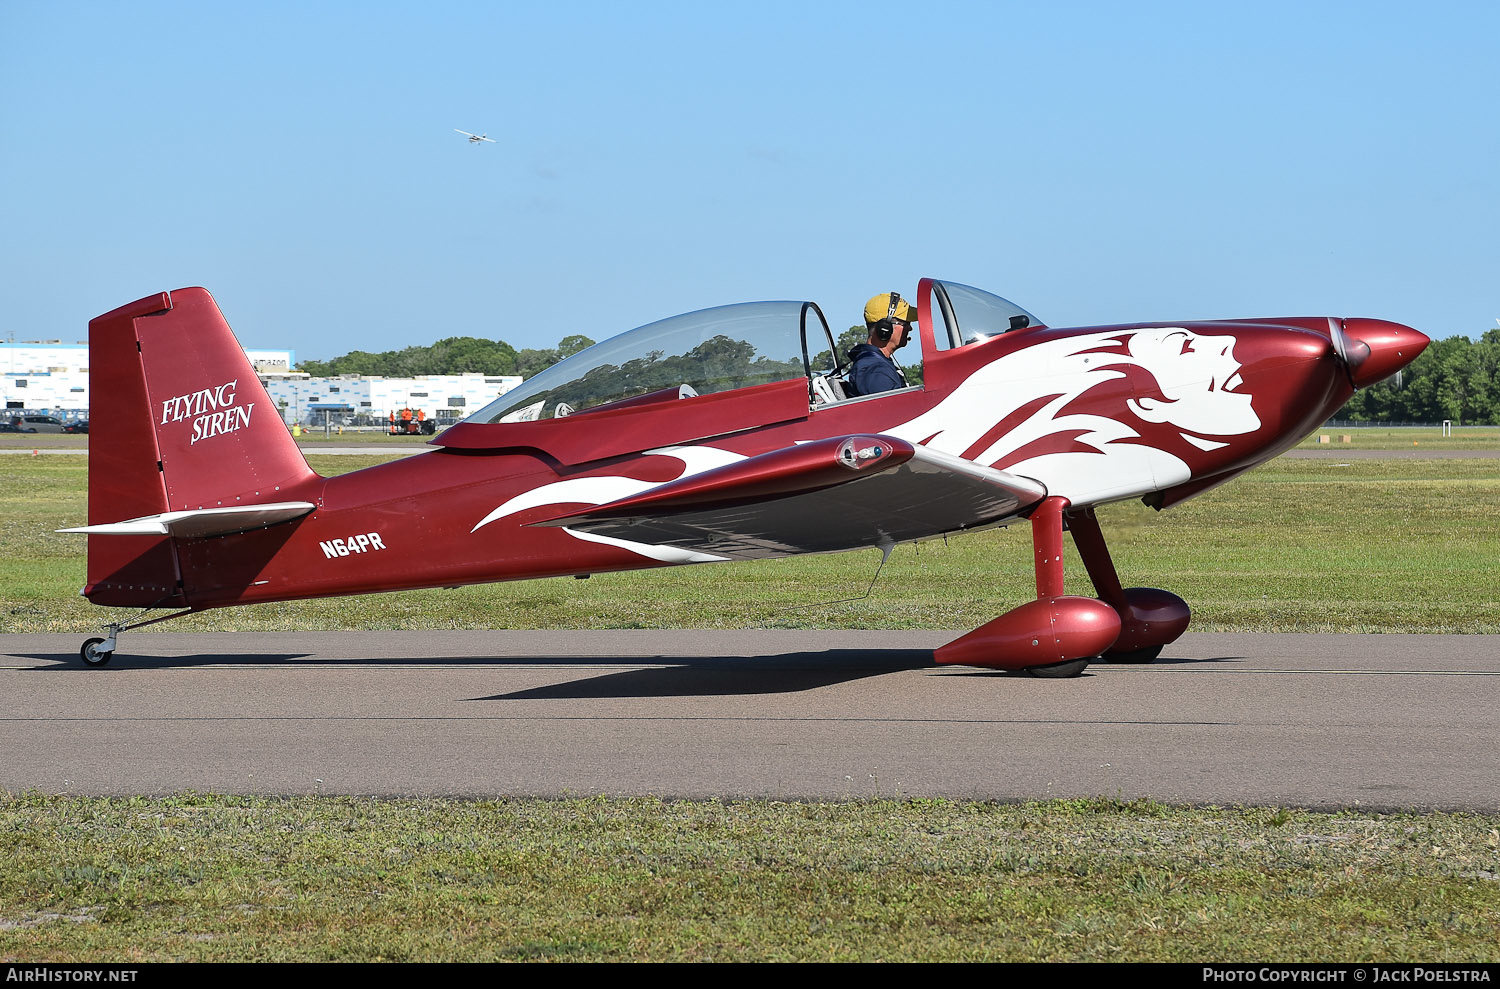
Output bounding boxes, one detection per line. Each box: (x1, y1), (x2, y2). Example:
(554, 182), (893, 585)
(467, 301), (825, 423)
(463, 282), (1043, 424)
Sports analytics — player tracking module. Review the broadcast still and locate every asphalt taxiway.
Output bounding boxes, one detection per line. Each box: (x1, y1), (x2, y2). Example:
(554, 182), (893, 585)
(2, 630), (1496, 810)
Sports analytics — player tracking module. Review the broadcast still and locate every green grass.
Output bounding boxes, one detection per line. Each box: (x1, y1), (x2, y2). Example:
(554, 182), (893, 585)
(287, 427), (435, 445)
(1294, 426), (1500, 450)
(2, 454), (1496, 634)
(1, 793), (1497, 962)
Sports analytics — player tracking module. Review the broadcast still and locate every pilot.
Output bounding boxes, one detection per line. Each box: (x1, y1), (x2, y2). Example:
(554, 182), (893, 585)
(846, 292), (915, 397)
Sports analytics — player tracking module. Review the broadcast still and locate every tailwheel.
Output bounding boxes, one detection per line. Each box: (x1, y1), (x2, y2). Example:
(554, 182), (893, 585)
(74, 611), (193, 669)
(1024, 658), (1091, 679)
(80, 637), (113, 667)
(1102, 644), (1164, 664)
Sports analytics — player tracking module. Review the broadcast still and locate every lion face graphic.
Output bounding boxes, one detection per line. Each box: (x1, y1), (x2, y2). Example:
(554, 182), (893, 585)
(890, 326), (1262, 505)
(1123, 328), (1259, 437)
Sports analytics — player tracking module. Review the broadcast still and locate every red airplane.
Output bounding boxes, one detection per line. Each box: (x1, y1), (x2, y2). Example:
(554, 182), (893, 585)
(65, 279), (1428, 675)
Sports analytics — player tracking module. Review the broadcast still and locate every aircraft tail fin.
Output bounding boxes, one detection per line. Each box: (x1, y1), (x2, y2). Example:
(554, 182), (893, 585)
(82, 287), (319, 606)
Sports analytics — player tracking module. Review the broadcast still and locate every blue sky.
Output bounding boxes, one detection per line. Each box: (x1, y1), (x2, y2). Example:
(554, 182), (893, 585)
(2, 0), (1495, 358)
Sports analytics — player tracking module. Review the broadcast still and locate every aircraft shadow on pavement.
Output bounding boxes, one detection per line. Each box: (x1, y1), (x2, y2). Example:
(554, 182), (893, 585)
(17, 647), (939, 696)
(465, 654), (1242, 699)
(475, 649), (939, 699)
(470, 653), (1244, 698)
(17, 653), (315, 670)
(15, 650), (1246, 698)
(14, 645), (936, 693)
(1151, 655), (1247, 666)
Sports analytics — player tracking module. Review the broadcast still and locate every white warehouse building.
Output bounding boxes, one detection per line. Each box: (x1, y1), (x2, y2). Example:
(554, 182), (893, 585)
(1, 342), (521, 427)
(1, 341), (91, 414)
(259, 372), (522, 426)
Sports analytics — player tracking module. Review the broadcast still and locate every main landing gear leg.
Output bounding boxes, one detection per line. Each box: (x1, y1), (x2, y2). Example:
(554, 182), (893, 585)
(79, 610), (194, 667)
(934, 496), (1121, 677)
(1064, 506), (1190, 664)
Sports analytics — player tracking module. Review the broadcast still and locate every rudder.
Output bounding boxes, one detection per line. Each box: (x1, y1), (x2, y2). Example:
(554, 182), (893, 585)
(83, 287), (319, 605)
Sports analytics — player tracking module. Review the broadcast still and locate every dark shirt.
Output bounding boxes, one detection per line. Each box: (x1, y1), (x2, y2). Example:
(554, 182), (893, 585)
(846, 343), (906, 397)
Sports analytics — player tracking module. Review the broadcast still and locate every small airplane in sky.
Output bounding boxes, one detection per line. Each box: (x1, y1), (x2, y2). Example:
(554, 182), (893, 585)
(65, 280), (1428, 675)
(455, 129), (495, 145)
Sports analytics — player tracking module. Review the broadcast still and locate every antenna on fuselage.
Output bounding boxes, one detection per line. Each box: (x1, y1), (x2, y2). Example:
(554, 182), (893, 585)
(787, 542), (895, 610)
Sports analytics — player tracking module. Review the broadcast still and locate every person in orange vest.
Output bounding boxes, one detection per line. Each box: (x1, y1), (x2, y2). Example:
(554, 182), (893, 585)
(389, 411), (396, 434)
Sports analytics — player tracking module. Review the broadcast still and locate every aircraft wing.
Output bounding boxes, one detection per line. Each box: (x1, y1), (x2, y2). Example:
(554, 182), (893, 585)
(529, 435), (1046, 560)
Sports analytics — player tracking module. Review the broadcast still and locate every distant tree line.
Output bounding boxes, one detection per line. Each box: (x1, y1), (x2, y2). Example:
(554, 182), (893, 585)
(1337, 330), (1500, 425)
(297, 333), (595, 380)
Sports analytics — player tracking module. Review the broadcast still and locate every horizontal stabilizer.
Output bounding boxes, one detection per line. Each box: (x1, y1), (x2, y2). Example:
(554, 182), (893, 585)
(59, 502), (315, 539)
(531, 435), (1046, 560)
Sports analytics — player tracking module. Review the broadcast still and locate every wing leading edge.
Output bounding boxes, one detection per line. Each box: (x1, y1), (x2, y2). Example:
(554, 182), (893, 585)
(530, 435), (1046, 560)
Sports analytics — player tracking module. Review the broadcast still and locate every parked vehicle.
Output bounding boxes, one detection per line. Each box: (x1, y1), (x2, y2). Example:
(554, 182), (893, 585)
(63, 420), (90, 434)
(10, 415), (68, 433)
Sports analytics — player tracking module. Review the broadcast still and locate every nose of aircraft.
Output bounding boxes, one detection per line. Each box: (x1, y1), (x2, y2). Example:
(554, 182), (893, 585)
(1336, 318), (1430, 388)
